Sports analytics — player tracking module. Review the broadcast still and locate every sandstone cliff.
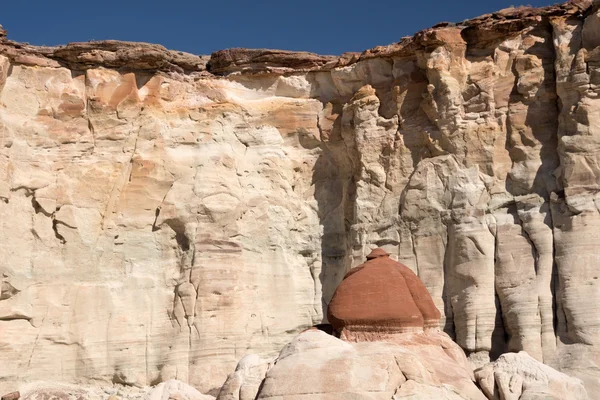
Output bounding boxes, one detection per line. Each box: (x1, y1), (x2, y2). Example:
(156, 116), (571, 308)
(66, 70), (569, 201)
(1, 0), (599, 396)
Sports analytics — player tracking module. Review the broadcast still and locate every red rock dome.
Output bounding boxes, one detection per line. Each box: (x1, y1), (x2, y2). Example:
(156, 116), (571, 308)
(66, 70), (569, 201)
(327, 248), (441, 339)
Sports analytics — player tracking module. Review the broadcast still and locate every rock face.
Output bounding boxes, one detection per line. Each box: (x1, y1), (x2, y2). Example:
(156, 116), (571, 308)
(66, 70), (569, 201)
(475, 352), (588, 400)
(253, 329), (485, 400)
(1, 0), (600, 397)
(13, 380), (214, 400)
(239, 250), (479, 398)
(327, 248), (441, 338)
(216, 355), (273, 400)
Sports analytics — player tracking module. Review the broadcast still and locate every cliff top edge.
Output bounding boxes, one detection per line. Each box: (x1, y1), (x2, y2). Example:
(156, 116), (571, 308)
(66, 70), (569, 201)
(0, 0), (593, 76)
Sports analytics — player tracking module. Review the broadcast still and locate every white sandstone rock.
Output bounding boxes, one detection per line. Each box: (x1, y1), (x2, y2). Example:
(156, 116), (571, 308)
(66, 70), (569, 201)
(475, 352), (589, 400)
(0, 2), (599, 398)
(254, 330), (485, 400)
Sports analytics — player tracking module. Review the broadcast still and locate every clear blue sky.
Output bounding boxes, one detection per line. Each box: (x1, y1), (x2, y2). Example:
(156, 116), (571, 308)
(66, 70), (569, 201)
(2, 0), (555, 55)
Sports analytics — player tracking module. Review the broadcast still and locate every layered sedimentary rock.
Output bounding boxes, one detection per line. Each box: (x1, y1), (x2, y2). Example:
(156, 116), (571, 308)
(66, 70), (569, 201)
(218, 251), (486, 399)
(13, 380), (214, 400)
(266, 249), (484, 399)
(475, 352), (588, 400)
(251, 329), (485, 400)
(216, 355), (273, 400)
(327, 248), (441, 338)
(1, 0), (600, 397)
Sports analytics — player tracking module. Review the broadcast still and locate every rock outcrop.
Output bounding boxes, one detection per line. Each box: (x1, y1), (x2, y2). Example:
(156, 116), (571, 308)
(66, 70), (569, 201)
(217, 249), (586, 399)
(11, 380), (214, 400)
(1, 0), (600, 398)
(252, 329), (485, 400)
(475, 352), (589, 400)
(216, 355), (273, 400)
(327, 248), (441, 338)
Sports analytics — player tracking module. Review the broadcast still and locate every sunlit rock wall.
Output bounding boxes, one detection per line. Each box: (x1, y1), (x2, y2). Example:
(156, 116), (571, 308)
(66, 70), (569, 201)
(1, 0), (600, 395)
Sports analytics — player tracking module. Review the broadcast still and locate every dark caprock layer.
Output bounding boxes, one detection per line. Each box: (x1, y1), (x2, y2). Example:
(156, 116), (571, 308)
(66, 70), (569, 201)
(0, 0), (592, 75)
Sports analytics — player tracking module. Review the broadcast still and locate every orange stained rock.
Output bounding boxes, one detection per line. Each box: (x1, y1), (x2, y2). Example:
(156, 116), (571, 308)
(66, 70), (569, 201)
(327, 248), (441, 337)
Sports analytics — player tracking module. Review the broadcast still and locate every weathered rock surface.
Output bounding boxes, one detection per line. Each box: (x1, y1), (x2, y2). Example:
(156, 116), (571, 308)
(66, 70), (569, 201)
(1, 392), (20, 400)
(0, 39), (210, 72)
(1, 0), (600, 397)
(475, 351), (589, 400)
(327, 248), (441, 338)
(216, 355), (274, 400)
(207, 49), (338, 75)
(253, 329), (485, 400)
(12, 380), (214, 400)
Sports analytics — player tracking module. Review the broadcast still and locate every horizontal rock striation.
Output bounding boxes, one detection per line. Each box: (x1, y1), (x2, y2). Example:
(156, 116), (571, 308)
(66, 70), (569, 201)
(1, 0), (600, 397)
(475, 351), (589, 400)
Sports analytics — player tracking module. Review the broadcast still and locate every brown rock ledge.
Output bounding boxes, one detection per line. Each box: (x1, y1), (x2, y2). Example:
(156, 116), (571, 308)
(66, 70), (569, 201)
(0, 1), (593, 75)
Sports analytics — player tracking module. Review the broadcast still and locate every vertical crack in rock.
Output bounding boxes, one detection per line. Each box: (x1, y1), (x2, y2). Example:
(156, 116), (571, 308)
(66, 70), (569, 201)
(442, 228), (456, 340)
(127, 127), (141, 183)
(313, 116), (358, 318)
(549, 198), (570, 344)
(491, 292), (508, 361)
(25, 308), (47, 369)
(84, 71), (96, 153)
(151, 182), (175, 232)
(409, 229), (420, 278)
(490, 217), (509, 362)
(551, 228), (562, 338)
(51, 217), (66, 244)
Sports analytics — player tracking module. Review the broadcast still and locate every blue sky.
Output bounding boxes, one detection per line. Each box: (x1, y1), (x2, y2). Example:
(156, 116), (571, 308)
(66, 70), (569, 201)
(2, 0), (555, 55)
